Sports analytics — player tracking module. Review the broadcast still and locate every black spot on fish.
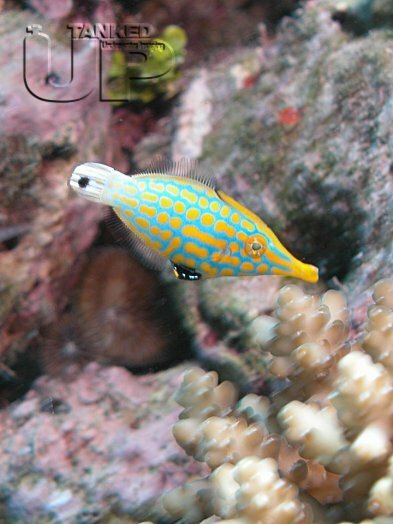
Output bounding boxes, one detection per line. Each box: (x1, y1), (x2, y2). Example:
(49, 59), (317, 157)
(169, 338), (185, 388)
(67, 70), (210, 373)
(78, 176), (90, 188)
(171, 262), (202, 281)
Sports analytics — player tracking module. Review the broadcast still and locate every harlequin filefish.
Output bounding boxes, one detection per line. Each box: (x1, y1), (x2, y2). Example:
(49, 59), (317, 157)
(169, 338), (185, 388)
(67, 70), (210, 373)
(69, 161), (318, 283)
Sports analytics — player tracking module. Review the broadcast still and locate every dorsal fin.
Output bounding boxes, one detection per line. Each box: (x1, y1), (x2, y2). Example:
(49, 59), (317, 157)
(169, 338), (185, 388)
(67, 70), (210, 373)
(129, 157), (217, 190)
(105, 209), (168, 272)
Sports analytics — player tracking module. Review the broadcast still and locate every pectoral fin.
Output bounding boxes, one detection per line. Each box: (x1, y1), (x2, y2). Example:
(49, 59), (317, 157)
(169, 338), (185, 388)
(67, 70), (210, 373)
(106, 209), (168, 271)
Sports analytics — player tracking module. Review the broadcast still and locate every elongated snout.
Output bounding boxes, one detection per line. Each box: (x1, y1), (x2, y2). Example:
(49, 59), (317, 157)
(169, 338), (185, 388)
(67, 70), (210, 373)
(286, 258), (319, 283)
(69, 162), (120, 203)
(269, 256), (319, 283)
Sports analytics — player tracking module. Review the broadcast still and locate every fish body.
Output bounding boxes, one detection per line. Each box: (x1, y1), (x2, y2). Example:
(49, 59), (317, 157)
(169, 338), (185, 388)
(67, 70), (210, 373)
(69, 162), (318, 283)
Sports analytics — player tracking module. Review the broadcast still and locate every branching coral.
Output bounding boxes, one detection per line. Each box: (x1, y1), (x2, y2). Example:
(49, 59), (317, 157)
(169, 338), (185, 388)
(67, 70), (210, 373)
(107, 25), (187, 105)
(163, 455), (312, 524)
(173, 369), (279, 470)
(267, 285), (350, 404)
(162, 278), (393, 523)
(279, 280), (393, 510)
(163, 367), (319, 522)
(368, 455), (393, 516)
(210, 457), (312, 524)
(362, 279), (393, 372)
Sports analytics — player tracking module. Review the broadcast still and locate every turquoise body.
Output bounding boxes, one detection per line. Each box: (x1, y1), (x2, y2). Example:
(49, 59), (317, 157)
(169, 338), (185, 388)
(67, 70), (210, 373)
(102, 171), (312, 280)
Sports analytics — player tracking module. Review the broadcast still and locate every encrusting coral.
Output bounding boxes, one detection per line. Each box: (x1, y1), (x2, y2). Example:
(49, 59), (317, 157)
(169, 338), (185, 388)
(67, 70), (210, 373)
(39, 312), (95, 378)
(40, 247), (189, 376)
(160, 278), (393, 523)
(77, 247), (179, 369)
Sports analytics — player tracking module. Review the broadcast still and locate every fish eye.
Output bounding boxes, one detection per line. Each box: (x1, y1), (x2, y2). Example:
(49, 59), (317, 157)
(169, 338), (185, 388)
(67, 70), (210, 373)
(78, 176), (89, 188)
(245, 235), (266, 258)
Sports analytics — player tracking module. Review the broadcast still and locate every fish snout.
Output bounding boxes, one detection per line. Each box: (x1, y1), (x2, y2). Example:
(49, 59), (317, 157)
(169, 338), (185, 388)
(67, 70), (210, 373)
(288, 258), (319, 283)
(69, 162), (116, 203)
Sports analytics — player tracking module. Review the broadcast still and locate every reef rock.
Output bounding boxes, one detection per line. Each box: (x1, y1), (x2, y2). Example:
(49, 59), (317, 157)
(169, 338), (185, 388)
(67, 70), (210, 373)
(331, 0), (393, 34)
(0, 363), (206, 522)
(0, 6), (127, 367)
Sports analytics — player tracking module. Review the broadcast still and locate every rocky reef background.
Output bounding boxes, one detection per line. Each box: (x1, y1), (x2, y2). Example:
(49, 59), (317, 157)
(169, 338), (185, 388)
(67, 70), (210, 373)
(0, 0), (392, 522)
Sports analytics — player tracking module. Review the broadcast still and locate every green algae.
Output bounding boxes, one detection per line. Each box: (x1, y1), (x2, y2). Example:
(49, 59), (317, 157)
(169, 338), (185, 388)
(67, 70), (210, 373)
(0, 276), (19, 326)
(106, 25), (187, 106)
(0, 136), (41, 208)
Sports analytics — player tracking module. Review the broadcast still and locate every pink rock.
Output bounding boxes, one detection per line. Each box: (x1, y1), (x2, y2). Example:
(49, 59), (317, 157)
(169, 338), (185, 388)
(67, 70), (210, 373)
(27, 0), (73, 22)
(0, 8), (128, 366)
(0, 363), (206, 521)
